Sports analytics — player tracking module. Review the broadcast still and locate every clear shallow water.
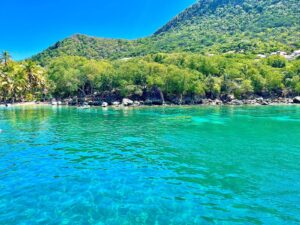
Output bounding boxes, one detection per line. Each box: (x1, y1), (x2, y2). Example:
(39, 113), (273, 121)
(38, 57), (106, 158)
(0, 105), (300, 225)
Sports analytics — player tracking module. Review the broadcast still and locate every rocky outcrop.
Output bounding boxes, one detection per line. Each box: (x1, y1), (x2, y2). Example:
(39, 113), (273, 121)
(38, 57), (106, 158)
(229, 99), (244, 105)
(221, 94), (235, 103)
(60, 92), (299, 107)
(99, 91), (121, 104)
(201, 99), (223, 105)
(122, 98), (134, 106)
(144, 86), (165, 105)
(112, 101), (121, 106)
(133, 101), (141, 106)
(102, 102), (108, 107)
(293, 96), (300, 104)
(261, 101), (269, 106)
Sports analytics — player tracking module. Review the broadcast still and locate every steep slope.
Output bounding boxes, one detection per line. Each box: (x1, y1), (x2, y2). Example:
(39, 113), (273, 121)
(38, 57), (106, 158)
(153, 0), (300, 53)
(32, 0), (300, 65)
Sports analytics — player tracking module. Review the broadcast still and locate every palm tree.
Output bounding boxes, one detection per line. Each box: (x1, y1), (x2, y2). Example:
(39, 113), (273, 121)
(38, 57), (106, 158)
(0, 71), (14, 103)
(24, 60), (37, 85)
(23, 60), (46, 99)
(1, 51), (11, 66)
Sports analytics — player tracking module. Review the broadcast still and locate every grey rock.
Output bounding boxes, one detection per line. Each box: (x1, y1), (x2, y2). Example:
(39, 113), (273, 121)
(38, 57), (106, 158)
(133, 101), (141, 106)
(215, 99), (223, 105)
(293, 96), (300, 104)
(255, 97), (264, 103)
(102, 102), (108, 107)
(51, 99), (58, 105)
(227, 95), (235, 102)
(112, 101), (120, 106)
(202, 99), (213, 105)
(244, 100), (257, 105)
(230, 100), (244, 105)
(261, 101), (269, 105)
(122, 98), (134, 106)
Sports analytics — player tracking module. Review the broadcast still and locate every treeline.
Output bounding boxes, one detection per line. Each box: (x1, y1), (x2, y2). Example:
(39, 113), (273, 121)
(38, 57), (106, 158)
(1, 51), (300, 104)
(47, 53), (300, 102)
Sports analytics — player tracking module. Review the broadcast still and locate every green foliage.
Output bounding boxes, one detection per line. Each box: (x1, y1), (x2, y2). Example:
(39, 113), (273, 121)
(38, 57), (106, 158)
(43, 53), (300, 101)
(32, 0), (300, 65)
(0, 53), (47, 102)
(267, 55), (287, 68)
(2, 50), (300, 103)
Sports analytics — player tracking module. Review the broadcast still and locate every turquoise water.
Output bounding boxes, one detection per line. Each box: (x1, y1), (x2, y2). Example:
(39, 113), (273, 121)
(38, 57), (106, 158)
(0, 105), (300, 225)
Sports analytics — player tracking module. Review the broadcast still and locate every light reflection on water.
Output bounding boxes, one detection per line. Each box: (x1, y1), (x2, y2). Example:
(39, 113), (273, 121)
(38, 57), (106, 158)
(0, 105), (300, 225)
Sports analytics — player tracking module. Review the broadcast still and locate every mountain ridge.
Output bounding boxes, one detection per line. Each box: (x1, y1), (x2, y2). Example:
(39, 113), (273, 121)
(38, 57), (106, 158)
(32, 0), (300, 65)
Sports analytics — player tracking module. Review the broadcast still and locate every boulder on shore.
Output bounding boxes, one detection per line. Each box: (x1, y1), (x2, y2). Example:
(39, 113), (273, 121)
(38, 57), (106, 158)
(102, 102), (108, 107)
(293, 96), (300, 104)
(230, 99), (243, 105)
(215, 99), (223, 105)
(122, 98), (134, 106)
(261, 101), (269, 105)
(221, 94), (235, 103)
(255, 97), (264, 104)
(51, 99), (58, 105)
(133, 101), (141, 106)
(112, 101), (120, 106)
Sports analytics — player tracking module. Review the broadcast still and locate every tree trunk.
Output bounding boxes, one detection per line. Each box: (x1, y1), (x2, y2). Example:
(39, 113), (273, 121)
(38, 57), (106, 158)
(158, 87), (165, 105)
(179, 94), (183, 105)
(79, 86), (86, 97)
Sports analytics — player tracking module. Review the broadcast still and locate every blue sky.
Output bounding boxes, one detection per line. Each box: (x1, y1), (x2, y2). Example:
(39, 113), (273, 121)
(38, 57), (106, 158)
(0, 0), (196, 60)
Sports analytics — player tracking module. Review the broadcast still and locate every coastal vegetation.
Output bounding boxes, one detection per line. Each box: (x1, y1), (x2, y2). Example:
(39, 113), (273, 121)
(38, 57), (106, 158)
(0, 52), (47, 103)
(1, 51), (300, 104)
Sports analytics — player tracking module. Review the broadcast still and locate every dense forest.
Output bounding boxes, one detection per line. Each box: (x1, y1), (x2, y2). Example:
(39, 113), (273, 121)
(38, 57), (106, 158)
(1, 51), (300, 104)
(1, 0), (300, 104)
(32, 0), (300, 65)
(0, 51), (47, 103)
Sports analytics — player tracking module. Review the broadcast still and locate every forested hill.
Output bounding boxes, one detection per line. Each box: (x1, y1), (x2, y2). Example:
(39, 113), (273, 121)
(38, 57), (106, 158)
(153, 0), (300, 53)
(155, 0), (299, 35)
(32, 0), (300, 65)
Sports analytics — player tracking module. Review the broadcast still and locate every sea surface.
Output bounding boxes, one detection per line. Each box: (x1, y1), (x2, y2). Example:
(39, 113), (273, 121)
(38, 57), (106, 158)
(0, 105), (300, 225)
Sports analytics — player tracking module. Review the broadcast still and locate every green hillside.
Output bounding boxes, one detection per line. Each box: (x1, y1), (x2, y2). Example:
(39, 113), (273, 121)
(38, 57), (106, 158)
(32, 0), (300, 65)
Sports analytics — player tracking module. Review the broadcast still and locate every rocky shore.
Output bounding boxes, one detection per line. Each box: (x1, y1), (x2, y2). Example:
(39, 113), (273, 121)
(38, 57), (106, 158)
(48, 96), (300, 107)
(2, 96), (300, 108)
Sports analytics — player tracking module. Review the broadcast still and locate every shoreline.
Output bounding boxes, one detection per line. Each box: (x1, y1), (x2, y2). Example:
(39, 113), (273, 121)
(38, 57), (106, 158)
(0, 102), (50, 107)
(1, 98), (300, 108)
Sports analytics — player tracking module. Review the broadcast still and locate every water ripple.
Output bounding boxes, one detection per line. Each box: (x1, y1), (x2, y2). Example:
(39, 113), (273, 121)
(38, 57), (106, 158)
(0, 105), (300, 224)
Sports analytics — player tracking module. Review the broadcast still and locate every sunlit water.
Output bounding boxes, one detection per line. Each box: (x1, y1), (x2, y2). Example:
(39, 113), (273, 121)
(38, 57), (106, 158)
(0, 105), (300, 225)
